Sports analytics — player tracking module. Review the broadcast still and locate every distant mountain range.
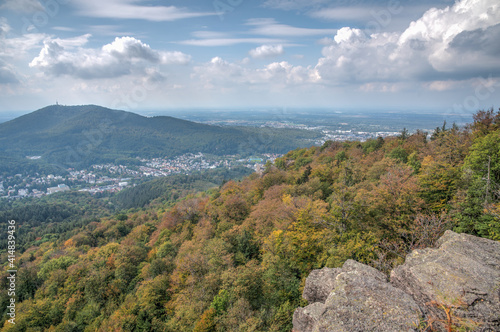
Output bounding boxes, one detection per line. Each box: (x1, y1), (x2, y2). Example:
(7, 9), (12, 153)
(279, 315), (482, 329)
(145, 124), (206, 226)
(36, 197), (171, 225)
(0, 105), (318, 172)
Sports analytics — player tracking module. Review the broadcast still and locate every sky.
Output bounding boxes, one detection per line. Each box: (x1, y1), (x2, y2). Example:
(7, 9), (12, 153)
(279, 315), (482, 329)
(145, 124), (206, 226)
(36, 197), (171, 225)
(0, 0), (499, 115)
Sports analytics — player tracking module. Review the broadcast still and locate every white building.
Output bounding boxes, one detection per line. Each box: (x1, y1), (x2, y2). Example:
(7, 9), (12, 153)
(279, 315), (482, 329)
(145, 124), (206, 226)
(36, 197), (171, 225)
(47, 184), (70, 195)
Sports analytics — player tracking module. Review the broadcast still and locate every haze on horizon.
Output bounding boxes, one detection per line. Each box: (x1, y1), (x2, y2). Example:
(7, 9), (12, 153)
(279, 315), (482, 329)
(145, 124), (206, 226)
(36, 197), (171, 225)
(0, 0), (499, 115)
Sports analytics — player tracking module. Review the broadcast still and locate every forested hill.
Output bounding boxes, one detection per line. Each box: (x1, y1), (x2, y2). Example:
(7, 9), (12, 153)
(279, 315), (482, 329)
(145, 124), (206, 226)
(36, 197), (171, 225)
(0, 104), (319, 169)
(0, 109), (499, 331)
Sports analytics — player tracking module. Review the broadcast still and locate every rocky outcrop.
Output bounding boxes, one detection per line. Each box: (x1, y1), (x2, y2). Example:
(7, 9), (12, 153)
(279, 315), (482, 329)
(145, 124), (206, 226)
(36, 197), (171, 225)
(293, 260), (422, 332)
(293, 231), (500, 332)
(391, 231), (500, 331)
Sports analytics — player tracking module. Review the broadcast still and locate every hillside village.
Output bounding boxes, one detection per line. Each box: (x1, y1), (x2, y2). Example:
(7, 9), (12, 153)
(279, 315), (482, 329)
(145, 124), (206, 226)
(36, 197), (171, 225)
(0, 153), (280, 199)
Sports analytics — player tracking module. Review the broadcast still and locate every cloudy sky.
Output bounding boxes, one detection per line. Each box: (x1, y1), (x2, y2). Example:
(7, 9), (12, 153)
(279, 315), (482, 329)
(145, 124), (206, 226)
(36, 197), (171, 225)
(0, 0), (499, 114)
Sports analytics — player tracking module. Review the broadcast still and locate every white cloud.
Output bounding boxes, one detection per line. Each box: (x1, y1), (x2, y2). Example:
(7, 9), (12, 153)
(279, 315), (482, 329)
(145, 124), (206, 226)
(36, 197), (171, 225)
(425, 80), (461, 91)
(1, 32), (47, 57)
(87, 25), (136, 37)
(180, 25), (290, 46)
(315, 0), (500, 85)
(0, 18), (11, 37)
(315, 28), (400, 83)
(308, 3), (440, 31)
(394, 0), (500, 78)
(262, 0), (330, 10)
(0, 60), (19, 84)
(192, 57), (247, 87)
(359, 82), (407, 93)
(310, 6), (375, 21)
(160, 51), (191, 65)
(30, 36), (191, 79)
(192, 56), (318, 87)
(1, 19), (52, 57)
(51, 34), (92, 48)
(432, 24), (500, 77)
(101, 37), (160, 62)
(180, 18), (335, 47)
(178, 38), (285, 47)
(333, 27), (367, 44)
(0, 0), (44, 13)
(72, 0), (215, 21)
(247, 18), (337, 37)
(258, 61), (317, 84)
(3, 0), (499, 110)
(249, 45), (284, 58)
(52, 27), (77, 32)
(191, 31), (230, 39)
(0, 18), (48, 85)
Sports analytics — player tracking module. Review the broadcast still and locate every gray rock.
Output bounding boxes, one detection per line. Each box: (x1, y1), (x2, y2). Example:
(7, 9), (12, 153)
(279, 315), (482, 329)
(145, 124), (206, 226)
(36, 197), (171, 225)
(293, 259), (422, 332)
(293, 302), (326, 332)
(340, 259), (387, 282)
(294, 231), (500, 332)
(302, 267), (341, 303)
(391, 230), (500, 331)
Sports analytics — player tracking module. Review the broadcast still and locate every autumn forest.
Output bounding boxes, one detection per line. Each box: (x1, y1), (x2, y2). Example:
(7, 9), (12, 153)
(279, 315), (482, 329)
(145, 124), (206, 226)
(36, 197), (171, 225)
(1, 108), (499, 332)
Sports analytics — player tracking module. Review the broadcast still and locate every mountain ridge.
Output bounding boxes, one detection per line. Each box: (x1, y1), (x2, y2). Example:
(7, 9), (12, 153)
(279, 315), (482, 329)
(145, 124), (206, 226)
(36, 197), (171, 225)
(0, 104), (319, 171)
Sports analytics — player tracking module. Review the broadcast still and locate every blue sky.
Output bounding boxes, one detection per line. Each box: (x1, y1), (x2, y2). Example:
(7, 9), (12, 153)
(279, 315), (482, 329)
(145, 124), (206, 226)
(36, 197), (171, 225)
(0, 0), (499, 115)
